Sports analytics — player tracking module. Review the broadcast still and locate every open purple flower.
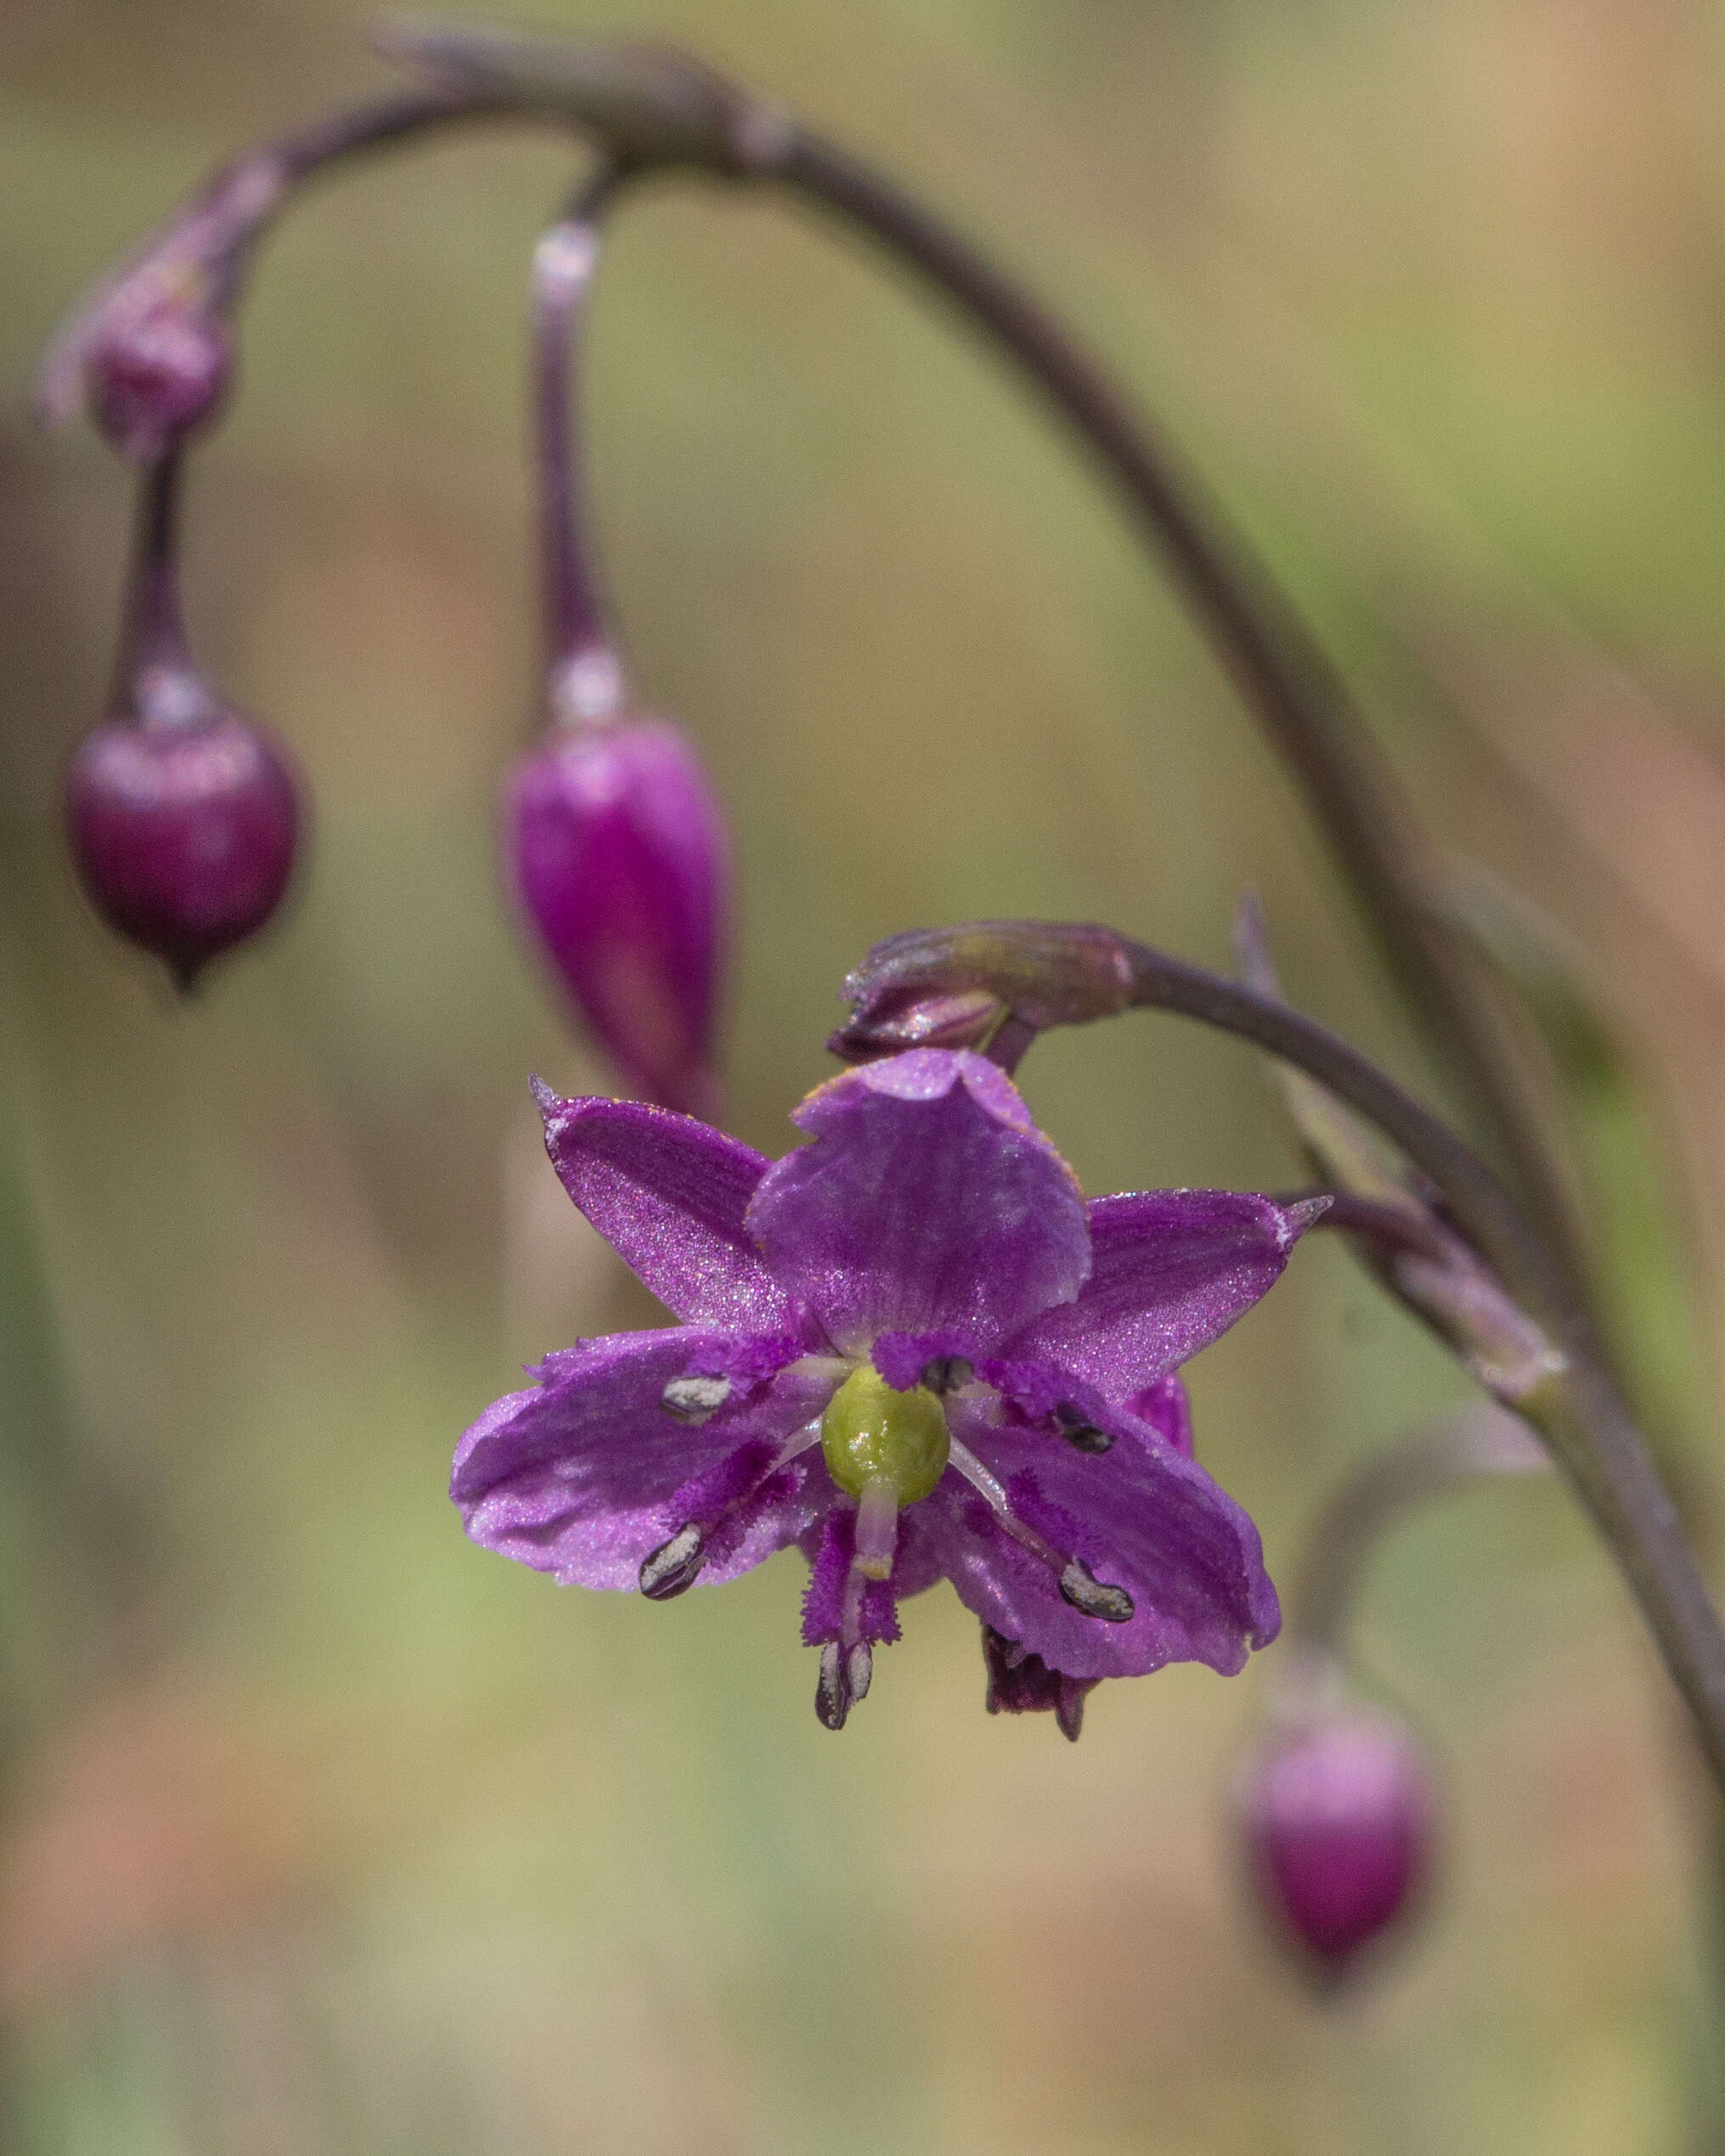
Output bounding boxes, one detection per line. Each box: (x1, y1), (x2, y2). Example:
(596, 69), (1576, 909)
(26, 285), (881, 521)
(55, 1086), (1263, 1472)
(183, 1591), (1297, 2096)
(454, 1049), (1320, 1728)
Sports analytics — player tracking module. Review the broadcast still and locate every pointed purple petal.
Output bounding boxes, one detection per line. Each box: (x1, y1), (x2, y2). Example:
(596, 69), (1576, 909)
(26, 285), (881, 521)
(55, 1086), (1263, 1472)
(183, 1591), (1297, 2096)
(533, 1084), (803, 1331)
(453, 1327), (839, 1589)
(999, 1190), (1320, 1400)
(745, 1050), (1091, 1356)
(910, 1391), (1279, 1679)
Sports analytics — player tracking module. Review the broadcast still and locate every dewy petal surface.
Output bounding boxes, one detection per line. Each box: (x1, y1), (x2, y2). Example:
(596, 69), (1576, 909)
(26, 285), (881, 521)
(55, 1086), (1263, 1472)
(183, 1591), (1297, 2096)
(453, 1327), (837, 1589)
(534, 1084), (803, 1331)
(925, 1388), (1280, 1679)
(745, 1050), (1091, 1356)
(1001, 1191), (1321, 1401)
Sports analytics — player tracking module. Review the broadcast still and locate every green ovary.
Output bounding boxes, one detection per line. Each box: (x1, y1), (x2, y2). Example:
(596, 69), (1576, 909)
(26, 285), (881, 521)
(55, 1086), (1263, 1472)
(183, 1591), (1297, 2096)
(820, 1364), (950, 1506)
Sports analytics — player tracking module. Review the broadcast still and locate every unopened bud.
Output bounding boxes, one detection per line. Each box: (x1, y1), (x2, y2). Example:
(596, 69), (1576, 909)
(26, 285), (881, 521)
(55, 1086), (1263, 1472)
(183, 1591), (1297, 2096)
(67, 700), (300, 989)
(504, 716), (730, 1115)
(831, 921), (1131, 1066)
(1238, 1709), (1434, 1982)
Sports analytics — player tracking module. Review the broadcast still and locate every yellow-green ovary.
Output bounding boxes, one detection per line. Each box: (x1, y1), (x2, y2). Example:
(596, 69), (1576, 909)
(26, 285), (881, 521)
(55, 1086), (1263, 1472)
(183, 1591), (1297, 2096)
(820, 1365), (950, 1505)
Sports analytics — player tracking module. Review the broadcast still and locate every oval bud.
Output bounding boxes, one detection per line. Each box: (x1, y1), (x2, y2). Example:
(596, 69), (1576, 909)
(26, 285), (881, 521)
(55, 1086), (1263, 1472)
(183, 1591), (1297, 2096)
(67, 706), (300, 989)
(1238, 1709), (1433, 1981)
(504, 717), (730, 1114)
(86, 304), (234, 464)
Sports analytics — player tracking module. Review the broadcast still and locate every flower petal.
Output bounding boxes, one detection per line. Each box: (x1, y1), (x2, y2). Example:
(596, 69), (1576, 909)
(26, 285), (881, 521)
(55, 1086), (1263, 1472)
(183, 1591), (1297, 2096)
(745, 1049), (1091, 1356)
(1000, 1191), (1322, 1400)
(453, 1327), (838, 1588)
(912, 1391), (1279, 1679)
(533, 1082), (803, 1331)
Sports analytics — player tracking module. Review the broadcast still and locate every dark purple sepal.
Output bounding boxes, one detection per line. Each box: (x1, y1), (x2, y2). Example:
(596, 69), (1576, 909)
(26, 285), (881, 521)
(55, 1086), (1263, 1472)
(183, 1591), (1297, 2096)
(505, 716), (730, 1115)
(66, 704), (300, 988)
(980, 1626), (1098, 1740)
(1239, 1708), (1435, 1984)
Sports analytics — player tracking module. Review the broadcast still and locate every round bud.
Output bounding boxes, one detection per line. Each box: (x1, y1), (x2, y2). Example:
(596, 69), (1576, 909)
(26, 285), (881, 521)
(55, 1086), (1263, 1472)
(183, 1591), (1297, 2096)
(504, 717), (730, 1114)
(87, 304), (233, 463)
(1238, 1708), (1434, 1982)
(66, 708), (300, 988)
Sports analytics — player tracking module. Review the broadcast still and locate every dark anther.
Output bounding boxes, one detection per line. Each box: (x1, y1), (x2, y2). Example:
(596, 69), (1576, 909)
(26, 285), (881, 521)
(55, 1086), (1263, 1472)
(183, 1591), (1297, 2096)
(921, 1354), (973, 1394)
(1054, 1689), (1087, 1743)
(639, 1523), (707, 1599)
(1053, 1401), (1113, 1454)
(1059, 1557), (1134, 1624)
(815, 1641), (850, 1730)
(660, 1374), (731, 1423)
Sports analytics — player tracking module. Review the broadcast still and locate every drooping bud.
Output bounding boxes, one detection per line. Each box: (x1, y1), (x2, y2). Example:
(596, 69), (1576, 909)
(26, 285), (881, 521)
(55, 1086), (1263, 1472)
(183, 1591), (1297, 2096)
(1238, 1708), (1434, 1983)
(86, 301), (234, 463)
(70, 453), (299, 988)
(67, 702), (300, 990)
(504, 716), (730, 1114)
(509, 175), (732, 1112)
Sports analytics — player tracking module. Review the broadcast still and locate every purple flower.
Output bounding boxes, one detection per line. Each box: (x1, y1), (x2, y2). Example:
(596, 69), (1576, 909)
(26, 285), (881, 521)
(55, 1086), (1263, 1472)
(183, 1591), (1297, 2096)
(454, 1049), (1320, 1727)
(503, 716), (730, 1116)
(1239, 1708), (1434, 1979)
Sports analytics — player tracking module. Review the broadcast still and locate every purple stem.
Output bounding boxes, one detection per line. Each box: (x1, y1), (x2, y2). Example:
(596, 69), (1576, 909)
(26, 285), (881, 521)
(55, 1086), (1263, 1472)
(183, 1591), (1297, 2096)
(531, 167), (627, 721)
(106, 452), (204, 721)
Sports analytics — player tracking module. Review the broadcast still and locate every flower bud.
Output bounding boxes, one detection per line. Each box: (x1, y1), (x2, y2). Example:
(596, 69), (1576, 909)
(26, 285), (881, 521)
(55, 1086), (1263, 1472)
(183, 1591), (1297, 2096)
(504, 716), (730, 1113)
(67, 701), (300, 989)
(86, 303), (233, 464)
(1238, 1708), (1433, 1982)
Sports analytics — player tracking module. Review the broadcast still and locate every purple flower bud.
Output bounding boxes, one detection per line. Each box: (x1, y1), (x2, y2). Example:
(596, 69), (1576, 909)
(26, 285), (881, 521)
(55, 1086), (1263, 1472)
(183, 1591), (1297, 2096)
(86, 303), (233, 464)
(67, 701), (300, 990)
(504, 716), (730, 1114)
(1238, 1709), (1434, 1982)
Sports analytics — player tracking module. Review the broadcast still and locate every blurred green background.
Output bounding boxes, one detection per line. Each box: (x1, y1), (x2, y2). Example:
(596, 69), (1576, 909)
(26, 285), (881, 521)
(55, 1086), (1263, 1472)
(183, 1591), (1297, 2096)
(5, 0), (1725, 2149)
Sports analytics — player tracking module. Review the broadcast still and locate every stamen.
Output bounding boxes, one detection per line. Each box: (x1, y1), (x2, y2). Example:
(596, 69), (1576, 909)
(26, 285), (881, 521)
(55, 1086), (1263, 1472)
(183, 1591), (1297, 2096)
(640, 1523), (706, 1599)
(949, 1437), (1135, 1624)
(1058, 1558), (1134, 1624)
(846, 1641), (873, 1702)
(660, 1374), (732, 1423)
(815, 1641), (850, 1730)
(921, 1354), (973, 1395)
(1052, 1402), (1112, 1455)
(640, 1421), (823, 1602)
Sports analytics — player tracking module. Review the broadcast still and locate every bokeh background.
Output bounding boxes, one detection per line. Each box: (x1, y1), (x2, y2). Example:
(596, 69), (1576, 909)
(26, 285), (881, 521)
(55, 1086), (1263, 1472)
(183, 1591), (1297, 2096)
(5, 1), (1725, 2149)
